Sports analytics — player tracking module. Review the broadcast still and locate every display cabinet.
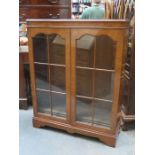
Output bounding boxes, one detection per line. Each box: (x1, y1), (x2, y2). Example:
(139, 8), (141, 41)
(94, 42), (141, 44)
(27, 19), (129, 147)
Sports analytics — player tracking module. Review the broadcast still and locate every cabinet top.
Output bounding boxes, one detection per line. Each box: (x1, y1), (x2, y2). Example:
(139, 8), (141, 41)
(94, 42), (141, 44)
(27, 19), (129, 29)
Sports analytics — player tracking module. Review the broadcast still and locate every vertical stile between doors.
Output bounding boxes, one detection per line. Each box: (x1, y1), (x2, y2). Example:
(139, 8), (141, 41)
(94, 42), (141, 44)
(65, 29), (71, 124)
(46, 35), (53, 116)
(91, 37), (97, 125)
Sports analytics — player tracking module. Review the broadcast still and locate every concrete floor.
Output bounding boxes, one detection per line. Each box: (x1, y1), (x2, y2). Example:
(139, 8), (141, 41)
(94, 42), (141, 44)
(19, 108), (135, 155)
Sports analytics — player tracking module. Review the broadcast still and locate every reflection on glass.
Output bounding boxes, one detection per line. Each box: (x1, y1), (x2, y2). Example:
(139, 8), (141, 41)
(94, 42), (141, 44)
(93, 101), (112, 128)
(95, 71), (114, 100)
(35, 64), (49, 90)
(49, 34), (65, 64)
(76, 98), (93, 125)
(50, 66), (66, 93)
(51, 93), (66, 118)
(76, 98), (112, 128)
(96, 35), (115, 70)
(37, 91), (51, 114)
(76, 69), (92, 96)
(33, 33), (48, 63)
(76, 35), (95, 67)
(76, 35), (115, 70)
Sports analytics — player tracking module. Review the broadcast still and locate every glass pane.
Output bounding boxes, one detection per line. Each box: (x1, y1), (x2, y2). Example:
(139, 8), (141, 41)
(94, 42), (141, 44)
(75, 34), (115, 128)
(76, 98), (93, 125)
(76, 69), (92, 97)
(49, 34), (65, 65)
(37, 91), (51, 114)
(51, 93), (66, 118)
(35, 64), (49, 90)
(95, 35), (115, 70)
(93, 101), (112, 128)
(76, 35), (95, 67)
(33, 33), (48, 63)
(95, 71), (114, 100)
(50, 66), (66, 93)
(76, 35), (115, 69)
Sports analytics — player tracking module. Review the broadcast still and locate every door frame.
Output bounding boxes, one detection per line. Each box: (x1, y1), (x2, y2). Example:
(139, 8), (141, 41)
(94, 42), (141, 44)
(28, 28), (71, 124)
(70, 28), (124, 133)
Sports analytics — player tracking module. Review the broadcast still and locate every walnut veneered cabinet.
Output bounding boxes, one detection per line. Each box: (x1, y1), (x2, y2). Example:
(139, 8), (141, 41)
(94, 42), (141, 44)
(27, 19), (129, 147)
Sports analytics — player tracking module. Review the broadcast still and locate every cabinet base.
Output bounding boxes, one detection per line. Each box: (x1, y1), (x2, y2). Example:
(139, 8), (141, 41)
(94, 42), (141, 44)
(122, 121), (135, 131)
(33, 117), (119, 147)
(19, 99), (28, 110)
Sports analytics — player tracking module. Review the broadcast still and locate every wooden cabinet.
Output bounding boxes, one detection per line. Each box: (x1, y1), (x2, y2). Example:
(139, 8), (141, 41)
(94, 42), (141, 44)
(30, 7), (70, 19)
(19, 0), (31, 5)
(121, 23), (135, 130)
(27, 19), (129, 147)
(19, 52), (28, 109)
(19, 8), (30, 21)
(19, 0), (71, 22)
(19, 51), (32, 109)
(30, 0), (70, 5)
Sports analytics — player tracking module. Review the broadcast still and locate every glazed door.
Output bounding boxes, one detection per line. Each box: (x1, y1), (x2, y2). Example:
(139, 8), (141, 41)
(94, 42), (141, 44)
(71, 29), (124, 131)
(30, 29), (70, 123)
